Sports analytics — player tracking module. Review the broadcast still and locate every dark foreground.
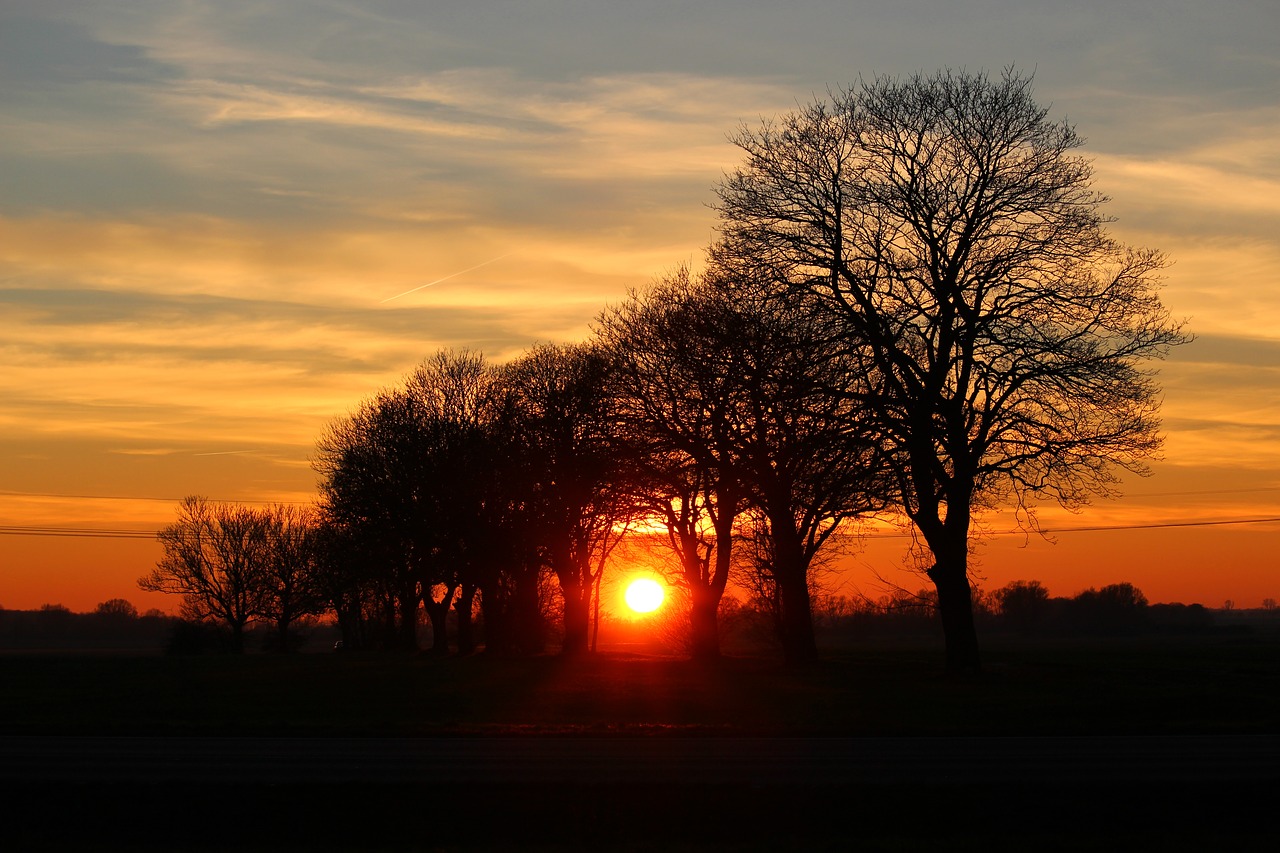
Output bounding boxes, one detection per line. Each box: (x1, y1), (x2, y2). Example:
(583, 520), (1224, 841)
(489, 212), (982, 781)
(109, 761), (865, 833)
(2, 638), (1277, 850)
(3, 734), (1276, 851)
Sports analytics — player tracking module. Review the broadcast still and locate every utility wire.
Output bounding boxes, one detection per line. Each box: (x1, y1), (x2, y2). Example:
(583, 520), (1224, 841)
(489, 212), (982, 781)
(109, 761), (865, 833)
(4, 516), (1280, 541)
(0, 490), (310, 505)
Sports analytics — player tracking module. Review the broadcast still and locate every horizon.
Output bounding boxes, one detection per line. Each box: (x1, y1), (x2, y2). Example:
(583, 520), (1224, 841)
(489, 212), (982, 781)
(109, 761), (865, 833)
(3, 2), (1278, 612)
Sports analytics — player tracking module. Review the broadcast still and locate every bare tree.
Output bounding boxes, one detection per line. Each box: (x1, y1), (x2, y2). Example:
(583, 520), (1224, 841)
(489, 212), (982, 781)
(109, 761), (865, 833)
(139, 496), (270, 652)
(599, 265), (888, 662)
(315, 390), (431, 651)
(496, 342), (638, 656)
(597, 269), (747, 660)
(259, 503), (327, 652)
(715, 68), (1188, 671)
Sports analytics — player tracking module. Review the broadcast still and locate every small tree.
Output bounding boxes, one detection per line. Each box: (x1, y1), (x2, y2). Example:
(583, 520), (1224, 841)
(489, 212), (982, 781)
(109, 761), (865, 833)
(993, 580), (1051, 635)
(259, 504), (326, 652)
(139, 497), (270, 652)
(94, 598), (139, 620)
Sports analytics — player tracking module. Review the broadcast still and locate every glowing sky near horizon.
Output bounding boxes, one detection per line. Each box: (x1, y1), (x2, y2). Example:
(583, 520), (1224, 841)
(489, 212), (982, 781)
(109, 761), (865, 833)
(2, 0), (1278, 612)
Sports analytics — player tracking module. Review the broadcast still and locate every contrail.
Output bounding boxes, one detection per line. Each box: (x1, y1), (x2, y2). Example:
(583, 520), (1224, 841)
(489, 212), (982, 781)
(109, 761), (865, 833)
(379, 253), (511, 304)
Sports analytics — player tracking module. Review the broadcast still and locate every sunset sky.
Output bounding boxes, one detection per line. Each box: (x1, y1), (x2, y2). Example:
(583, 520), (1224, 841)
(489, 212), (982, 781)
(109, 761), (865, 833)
(3, 1), (1278, 613)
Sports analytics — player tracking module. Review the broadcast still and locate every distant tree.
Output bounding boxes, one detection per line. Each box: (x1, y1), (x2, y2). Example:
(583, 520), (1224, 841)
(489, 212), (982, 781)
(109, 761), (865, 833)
(1071, 582), (1149, 634)
(139, 496), (270, 653)
(714, 67), (1188, 671)
(993, 580), (1052, 635)
(94, 598), (139, 620)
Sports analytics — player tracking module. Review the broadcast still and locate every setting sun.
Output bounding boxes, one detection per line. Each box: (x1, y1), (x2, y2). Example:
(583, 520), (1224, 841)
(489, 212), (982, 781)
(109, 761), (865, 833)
(624, 577), (665, 614)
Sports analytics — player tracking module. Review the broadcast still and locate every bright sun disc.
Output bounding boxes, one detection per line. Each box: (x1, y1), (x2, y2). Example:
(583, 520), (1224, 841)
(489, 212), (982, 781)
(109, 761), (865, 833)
(624, 578), (664, 614)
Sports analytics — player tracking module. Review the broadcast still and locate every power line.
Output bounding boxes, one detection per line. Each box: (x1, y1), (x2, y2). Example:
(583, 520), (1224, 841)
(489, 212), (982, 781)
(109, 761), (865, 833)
(0, 526), (158, 540)
(0, 490), (311, 505)
(858, 516), (1280, 538)
(4, 515), (1280, 542)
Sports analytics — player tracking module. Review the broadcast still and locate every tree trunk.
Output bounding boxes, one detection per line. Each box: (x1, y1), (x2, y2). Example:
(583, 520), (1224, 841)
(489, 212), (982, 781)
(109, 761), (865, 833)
(771, 523), (818, 665)
(926, 542), (981, 674)
(456, 584), (477, 655)
(508, 563), (546, 655)
(424, 601), (450, 656)
(274, 615), (291, 653)
(560, 578), (591, 656)
(423, 583), (457, 656)
(230, 620), (246, 654)
(397, 589), (419, 652)
(689, 585), (721, 660)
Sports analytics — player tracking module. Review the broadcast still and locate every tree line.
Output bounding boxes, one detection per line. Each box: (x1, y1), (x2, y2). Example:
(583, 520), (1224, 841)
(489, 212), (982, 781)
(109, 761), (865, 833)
(10, 581), (1268, 654)
(140, 68), (1187, 670)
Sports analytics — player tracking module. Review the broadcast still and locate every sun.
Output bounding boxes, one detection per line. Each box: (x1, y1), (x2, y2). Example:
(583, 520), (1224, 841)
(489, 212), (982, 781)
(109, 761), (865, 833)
(624, 577), (665, 614)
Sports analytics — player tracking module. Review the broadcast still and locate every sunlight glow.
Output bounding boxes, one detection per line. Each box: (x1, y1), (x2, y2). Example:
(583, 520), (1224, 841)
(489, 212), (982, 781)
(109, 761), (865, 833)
(624, 577), (665, 614)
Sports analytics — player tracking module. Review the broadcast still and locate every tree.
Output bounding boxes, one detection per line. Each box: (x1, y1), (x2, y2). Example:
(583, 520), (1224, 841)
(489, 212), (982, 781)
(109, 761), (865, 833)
(597, 268), (749, 660)
(993, 580), (1051, 635)
(1071, 582), (1149, 634)
(259, 503), (326, 652)
(715, 68), (1187, 671)
(139, 496), (270, 652)
(315, 390), (433, 651)
(496, 342), (638, 656)
(705, 262), (890, 663)
(600, 265), (889, 662)
(94, 598), (139, 620)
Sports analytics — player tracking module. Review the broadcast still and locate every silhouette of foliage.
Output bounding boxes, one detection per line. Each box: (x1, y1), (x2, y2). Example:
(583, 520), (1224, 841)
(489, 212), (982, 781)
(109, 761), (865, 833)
(494, 342), (641, 655)
(714, 68), (1189, 671)
(139, 497), (271, 652)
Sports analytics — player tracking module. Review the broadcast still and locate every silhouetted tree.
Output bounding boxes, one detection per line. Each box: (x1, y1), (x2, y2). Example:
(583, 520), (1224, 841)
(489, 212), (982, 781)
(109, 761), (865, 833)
(600, 264), (889, 663)
(315, 391), (430, 651)
(1071, 582), (1149, 634)
(316, 349), (553, 655)
(139, 496), (270, 653)
(715, 68), (1188, 671)
(597, 268), (749, 660)
(94, 598), (139, 620)
(259, 504), (326, 652)
(707, 261), (890, 663)
(993, 580), (1052, 635)
(496, 342), (638, 656)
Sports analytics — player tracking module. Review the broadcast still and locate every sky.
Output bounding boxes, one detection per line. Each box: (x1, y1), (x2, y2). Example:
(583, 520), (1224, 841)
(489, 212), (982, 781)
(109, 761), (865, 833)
(2, 0), (1279, 613)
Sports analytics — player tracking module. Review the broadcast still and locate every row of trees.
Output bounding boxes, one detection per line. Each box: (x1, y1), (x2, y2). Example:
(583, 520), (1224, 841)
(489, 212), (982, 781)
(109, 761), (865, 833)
(142, 68), (1186, 670)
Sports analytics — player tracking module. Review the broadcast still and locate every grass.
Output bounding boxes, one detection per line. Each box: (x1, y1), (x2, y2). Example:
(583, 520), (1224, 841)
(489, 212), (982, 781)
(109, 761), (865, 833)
(2, 633), (1277, 736)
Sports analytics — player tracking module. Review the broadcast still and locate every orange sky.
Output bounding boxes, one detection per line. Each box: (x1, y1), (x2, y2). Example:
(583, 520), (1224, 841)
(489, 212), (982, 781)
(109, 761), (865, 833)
(2, 2), (1278, 612)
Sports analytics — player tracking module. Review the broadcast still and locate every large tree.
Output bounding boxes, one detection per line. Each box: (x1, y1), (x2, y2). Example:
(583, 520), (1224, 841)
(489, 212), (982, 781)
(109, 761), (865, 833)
(715, 68), (1187, 671)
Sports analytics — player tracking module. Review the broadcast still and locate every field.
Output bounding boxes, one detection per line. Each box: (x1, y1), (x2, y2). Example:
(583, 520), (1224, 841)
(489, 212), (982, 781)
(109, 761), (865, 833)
(2, 635), (1279, 736)
(2, 636), (1277, 851)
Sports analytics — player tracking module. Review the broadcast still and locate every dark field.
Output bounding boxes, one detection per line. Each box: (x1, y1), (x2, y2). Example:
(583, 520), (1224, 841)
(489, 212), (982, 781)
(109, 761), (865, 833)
(2, 635), (1279, 736)
(2, 637), (1277, 851)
